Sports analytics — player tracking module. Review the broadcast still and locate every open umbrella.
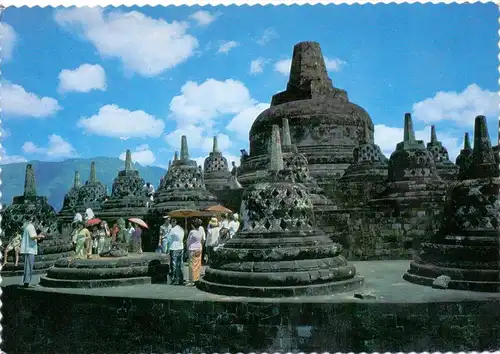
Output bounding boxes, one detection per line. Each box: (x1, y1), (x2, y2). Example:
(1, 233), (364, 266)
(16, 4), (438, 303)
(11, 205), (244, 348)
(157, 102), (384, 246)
(204, 204), (232, 214)
(167, 209), (212, 231)
(86, 218), (102, 227)
(128, 218), (148, 229)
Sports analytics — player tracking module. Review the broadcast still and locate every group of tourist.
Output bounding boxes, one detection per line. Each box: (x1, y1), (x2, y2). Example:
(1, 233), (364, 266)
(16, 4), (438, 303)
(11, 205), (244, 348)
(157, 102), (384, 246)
(1, 208), (241, 288)
(157, 212), (240, 286)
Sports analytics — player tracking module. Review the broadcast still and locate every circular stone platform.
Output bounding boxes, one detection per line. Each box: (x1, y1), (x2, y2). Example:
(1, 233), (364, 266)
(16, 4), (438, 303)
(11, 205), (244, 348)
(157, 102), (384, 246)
(39, 252), (169, 288)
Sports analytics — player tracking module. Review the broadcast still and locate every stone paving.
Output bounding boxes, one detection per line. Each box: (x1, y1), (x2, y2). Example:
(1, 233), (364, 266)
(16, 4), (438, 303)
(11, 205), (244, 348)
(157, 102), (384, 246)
(3, 260), (499, 304)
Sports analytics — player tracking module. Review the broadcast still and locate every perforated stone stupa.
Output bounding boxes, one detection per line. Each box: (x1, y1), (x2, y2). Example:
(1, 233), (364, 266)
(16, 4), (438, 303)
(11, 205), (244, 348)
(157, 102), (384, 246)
(426, 125), (459, 181)
(198, 125), (363, 297)
(79, 161), (108, 212)
(99, 150), (148, 222)
(403, 115), (500, 292)
(238, 41), (374, 197)
(149, 135), (218, 215)
(1, 164), (74, 274)
(203, 136), (231, 192)
(338, 120), (389, 207)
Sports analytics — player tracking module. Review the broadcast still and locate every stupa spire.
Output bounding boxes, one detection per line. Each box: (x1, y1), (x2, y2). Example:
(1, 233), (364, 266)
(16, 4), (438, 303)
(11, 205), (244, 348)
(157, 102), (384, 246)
(288, 41), (331, 90)
(269, 124), (284, 172)
(73, 171), (81, 188)
(430, 125), (438, 144)
(212, 136), (219, 153)
(168, 160), (172, 168)
(464, 132), (471, 150)
(464, 115), (499, 179)
(89, 161), (97, 183)
(124, 149), (133, 171)
(180, 135), (189, 160)
(281, 118), (292, 147)
(403, 113), (416, 142)
(174, 151), (179, 161)
(23, 164), (37, 197)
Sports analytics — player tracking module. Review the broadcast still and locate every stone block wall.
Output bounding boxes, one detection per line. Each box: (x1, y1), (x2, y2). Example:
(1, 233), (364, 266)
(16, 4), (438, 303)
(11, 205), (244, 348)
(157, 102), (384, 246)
(2, 286), (499, 353)
(329, 206), (443, 261)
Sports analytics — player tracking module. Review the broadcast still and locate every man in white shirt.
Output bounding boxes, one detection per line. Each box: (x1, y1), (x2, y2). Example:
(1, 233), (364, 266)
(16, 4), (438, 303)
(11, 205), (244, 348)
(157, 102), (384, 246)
(167, 219), (185, 285)
(228, 213), (240, 239)
(20, 216), (45, 287)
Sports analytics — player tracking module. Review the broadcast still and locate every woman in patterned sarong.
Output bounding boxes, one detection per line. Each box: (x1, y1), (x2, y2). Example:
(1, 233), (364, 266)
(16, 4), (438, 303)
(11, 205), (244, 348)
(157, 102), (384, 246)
(131, 223), (143, 253)
(74, 222), (92, 259)
(186, 218), (203, 286)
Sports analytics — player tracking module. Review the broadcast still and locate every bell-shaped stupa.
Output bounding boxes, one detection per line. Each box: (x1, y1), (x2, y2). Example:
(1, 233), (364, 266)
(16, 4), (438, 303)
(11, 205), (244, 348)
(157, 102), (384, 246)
(99, 150), (148, 222)
(455, 132), (473, 180)
(404, 116), (500, 292)
(238, 41), (374, 198)
(203, 136), (231, 192)
(426, 125), (459, 181)
(198, 125), (363, 297)
(57, 171), (83, 226)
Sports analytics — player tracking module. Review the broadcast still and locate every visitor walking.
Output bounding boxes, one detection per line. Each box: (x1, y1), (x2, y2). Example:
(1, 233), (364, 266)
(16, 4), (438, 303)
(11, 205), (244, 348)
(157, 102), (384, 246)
(74, 221), (92, 259)
(159, 215), (171, 253)
(20, 216), (45, 287)
(126, 221), (135, 249)
(186, 218), (203, 286)
(131, 223), (143, 253)
(168, 219), (185, 285)
(205, 217), (221, 265)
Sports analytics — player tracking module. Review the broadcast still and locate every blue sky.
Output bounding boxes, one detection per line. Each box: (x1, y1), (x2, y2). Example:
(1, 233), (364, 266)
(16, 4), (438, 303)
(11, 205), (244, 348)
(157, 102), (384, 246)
(1, 4), (498, 169)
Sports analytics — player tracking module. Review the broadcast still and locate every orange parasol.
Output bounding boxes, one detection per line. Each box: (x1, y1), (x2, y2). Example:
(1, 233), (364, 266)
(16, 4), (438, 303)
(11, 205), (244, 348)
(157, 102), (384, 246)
(167, 209), (211, 218)
(128, 218), (148, 229)
(204, 204), (232, 214)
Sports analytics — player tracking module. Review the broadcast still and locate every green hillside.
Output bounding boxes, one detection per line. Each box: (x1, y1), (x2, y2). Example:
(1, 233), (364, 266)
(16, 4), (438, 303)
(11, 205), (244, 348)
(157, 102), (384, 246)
(1, 157), (167, 211)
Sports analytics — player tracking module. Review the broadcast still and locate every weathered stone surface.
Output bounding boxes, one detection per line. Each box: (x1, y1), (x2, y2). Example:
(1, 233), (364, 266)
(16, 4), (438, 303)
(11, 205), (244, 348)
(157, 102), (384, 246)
(426, 125), (459, 181)
(456, 132), (473, 180)
(368, 113), (447, 252)
(198, 125), (363, 297)
(39, 252), (169, 288)
(98, 150), (148, 223)
(1, 164), (74, 274)
(239, 41), (375, 197)
(203, 136), (231, 192)
(404, 115), (500, 292)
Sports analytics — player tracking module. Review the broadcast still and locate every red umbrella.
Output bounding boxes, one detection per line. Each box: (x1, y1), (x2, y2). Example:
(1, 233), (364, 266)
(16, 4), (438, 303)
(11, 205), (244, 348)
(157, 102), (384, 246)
(86, 218), (102, 226)
(129, 218), (148, 229)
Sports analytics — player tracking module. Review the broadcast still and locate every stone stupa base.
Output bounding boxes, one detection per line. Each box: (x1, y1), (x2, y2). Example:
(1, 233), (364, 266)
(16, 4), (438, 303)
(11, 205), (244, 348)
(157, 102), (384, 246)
(403, 261), (500, 293)
(39, 252), (169, 288)
(197, 275), (364, 297)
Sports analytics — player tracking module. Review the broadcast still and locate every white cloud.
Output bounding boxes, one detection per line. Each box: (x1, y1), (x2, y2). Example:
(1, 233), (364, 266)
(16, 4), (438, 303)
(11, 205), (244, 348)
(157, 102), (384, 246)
(374, 124), (462, 161)
(77, 104), (165, 139)
(22, 134), (77, 159)
(119, 144), (156, 166)
(0, 146), (27, 165)
(250, 58), (266, 75)
(58, 63), (106, 93)
(274, 59), (291, 76)
(412, 84), (499, 126)
(0, 82), (61, 118)
(189, 10), (217, 26)
(169, 78), (258, 127)
(217, 40), (239, 54)
(226, 103), (270, 141)
(256, 27), (278, 45)
(54, 8), (198, 77)
(0, 23), (17, 61)
(274, 56), (346, 76)
(325, 57), (347, 72)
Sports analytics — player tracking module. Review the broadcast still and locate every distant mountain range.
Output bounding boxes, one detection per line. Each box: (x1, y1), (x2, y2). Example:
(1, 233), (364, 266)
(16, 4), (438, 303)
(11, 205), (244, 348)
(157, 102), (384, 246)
(1, 157), (167, 211)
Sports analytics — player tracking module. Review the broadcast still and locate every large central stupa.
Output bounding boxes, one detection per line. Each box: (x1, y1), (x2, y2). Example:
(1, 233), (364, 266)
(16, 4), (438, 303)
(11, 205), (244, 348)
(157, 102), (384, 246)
(239, 41), (374, 197)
